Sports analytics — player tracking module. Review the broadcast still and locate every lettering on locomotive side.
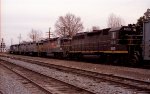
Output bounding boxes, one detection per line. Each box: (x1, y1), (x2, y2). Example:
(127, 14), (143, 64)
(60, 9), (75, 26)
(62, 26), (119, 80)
(111, 47), (116, 51)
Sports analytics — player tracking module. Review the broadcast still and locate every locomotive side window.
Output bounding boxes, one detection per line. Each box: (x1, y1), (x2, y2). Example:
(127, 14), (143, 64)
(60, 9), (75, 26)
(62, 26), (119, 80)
(111, 32), (117, 44)
(111, 32), (116, 39)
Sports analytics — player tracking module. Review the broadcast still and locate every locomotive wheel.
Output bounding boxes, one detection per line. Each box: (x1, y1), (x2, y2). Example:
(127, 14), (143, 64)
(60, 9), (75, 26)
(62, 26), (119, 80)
(67, 53), (73, 59)
(53, 52), (63, 58)
(76, 53), (83, 59)
(128, 53), (140, 66)
(53, 53), (57, 58)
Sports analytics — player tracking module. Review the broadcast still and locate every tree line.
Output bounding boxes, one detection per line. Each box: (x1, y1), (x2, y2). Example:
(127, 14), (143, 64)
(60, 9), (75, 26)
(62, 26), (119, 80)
(24, 8), (150, 42)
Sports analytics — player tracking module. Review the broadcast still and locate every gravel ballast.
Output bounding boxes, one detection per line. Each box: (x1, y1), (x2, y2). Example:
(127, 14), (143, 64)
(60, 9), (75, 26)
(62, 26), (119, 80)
(0, 57), (148, 94)
(15, 55), (150, 82)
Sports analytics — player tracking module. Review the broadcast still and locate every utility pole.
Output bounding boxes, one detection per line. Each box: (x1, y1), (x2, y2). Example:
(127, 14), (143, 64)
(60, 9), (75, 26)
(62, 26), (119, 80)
(18, 34), (22, 44)
(46, 27), (51, 39)
(11, 38), (13, 45)
(48, 27), (51, 39)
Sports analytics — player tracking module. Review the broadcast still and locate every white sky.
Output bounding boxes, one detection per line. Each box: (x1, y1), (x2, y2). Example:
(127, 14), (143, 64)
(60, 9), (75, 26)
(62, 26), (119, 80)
(1, 0), (150, 47)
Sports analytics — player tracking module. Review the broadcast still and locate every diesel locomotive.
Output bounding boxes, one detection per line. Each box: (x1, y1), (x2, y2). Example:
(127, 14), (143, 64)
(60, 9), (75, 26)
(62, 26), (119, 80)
(10, 20), (150, 65)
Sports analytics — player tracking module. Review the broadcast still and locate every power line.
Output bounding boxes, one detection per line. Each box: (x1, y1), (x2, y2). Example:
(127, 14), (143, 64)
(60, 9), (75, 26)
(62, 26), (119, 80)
(18, 34), (22, 44)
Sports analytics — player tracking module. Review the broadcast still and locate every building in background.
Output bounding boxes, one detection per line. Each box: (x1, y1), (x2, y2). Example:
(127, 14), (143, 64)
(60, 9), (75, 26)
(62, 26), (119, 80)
(0, 38), (6, 52)
(0, 0), (6, 52)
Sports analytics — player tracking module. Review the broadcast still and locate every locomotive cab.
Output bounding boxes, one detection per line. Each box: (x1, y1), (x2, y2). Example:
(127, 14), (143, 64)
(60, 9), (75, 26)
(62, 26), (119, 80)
(119, 26), (143, 64)
(109, 26), (143, 64)
(10, 44), (19, 54)
(59, 37), (72, 57)
(109, 26), (131, 53)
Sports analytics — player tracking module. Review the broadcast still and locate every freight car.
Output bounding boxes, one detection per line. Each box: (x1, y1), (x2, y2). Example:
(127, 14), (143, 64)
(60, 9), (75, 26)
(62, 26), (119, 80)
(9, 21), (150, 65)
(143, 20), (150, 62)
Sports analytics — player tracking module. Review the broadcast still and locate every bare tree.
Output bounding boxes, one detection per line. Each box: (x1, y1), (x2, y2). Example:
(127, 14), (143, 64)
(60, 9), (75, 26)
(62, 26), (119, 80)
(144, 8), (150, 20)
(28, 29), (43, 42)
(55, 13), (84, 37)
(107, 13), (125, 28)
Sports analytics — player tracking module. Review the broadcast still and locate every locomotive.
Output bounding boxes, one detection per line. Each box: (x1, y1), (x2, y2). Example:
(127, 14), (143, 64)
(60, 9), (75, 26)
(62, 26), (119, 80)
(10, 20), (150, 65)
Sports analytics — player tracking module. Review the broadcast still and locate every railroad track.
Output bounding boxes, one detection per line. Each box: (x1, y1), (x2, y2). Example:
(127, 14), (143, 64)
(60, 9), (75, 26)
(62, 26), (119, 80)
(0, 91), (3, 94)
(0, 55), (150, 93)
(0, 61), (94, 94)
(0, 62), (50, 94)
(11, 56), (150, 91)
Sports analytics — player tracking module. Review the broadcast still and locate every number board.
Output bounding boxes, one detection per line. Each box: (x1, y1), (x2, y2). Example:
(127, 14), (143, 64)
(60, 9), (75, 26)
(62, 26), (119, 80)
(124, 28), (131, 31)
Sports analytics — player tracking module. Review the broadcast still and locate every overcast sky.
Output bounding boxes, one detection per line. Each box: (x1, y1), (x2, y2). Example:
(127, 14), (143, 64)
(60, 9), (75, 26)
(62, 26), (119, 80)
(1, 0), (150, 47)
